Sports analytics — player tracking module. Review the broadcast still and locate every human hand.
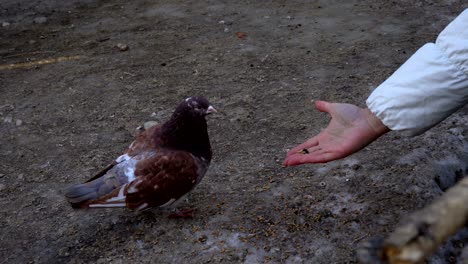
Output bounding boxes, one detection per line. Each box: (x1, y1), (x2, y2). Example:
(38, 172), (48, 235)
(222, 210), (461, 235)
(283, 101), (389, 166)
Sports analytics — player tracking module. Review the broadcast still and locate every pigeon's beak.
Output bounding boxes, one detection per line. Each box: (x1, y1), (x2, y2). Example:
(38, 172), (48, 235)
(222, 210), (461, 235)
(206, 105), (217, 114)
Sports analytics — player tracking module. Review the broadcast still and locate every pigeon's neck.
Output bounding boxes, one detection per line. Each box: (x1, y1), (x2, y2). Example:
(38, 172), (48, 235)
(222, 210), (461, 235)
(159, 114), (212, 161)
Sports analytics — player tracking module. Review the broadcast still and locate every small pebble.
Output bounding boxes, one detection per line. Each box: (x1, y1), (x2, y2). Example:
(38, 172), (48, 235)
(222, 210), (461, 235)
(2, 22), (10, 27)
(3, 116), (12, 123)
(33, 17), (48, 24)
(0, 184), (5, 192)
(270, 247), (280, 253)
(115, 43), (129, 51)
(28, 40), (37, 45)
(15, 119), (23, 126)
(58, 247), (70, 257)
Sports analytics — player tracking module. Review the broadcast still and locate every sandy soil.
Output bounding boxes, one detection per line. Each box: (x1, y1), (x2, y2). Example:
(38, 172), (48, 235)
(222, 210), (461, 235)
(1, 1), (467, 263)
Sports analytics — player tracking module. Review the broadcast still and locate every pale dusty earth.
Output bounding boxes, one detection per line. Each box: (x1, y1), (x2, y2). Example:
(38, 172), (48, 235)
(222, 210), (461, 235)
(1, 1), (468, 263)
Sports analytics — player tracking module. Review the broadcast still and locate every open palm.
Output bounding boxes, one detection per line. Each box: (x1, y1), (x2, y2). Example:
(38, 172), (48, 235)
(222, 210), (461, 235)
(283, 101), (389, 166)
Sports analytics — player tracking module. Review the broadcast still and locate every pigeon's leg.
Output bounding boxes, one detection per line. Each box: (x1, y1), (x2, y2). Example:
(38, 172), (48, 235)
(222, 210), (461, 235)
(167, 208), (197, 219)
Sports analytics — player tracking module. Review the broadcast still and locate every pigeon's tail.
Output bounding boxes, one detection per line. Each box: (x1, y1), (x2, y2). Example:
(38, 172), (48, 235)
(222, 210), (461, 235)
(65, 183), (95, 208)
(65, 175), (127, 209)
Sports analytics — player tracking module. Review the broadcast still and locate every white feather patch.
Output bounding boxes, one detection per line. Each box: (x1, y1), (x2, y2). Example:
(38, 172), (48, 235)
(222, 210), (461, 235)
(137, 203), (148, 211)
(124, 165), (136, 182)
(127, 184), (139, 194)
(89, 203), (126, 208)
(116, 154), (131, 163)
(106, 186), (126, 203)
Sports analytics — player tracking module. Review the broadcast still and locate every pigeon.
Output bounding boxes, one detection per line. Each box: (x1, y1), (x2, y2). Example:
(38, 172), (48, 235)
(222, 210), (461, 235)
(65, 96), (216, 217)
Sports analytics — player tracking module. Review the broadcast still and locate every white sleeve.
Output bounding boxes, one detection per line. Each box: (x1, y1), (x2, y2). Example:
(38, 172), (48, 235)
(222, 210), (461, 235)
(366, 9), (468, 136)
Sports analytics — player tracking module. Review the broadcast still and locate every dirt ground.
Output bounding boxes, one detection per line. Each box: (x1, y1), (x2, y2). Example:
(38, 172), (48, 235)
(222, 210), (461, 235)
(1, 0), (468, 263)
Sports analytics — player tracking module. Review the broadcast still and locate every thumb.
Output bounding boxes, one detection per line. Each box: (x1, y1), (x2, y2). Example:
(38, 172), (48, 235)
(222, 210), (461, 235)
(314, 100), (332, 113)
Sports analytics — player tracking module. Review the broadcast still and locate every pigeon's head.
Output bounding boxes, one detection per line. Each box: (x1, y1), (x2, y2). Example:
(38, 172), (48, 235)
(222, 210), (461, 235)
(177, 96), (217, 117)
(163, 96), (215, 158)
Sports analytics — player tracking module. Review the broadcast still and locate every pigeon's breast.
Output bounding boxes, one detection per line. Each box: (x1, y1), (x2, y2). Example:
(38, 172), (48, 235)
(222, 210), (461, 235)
(192, 155), (210, 184)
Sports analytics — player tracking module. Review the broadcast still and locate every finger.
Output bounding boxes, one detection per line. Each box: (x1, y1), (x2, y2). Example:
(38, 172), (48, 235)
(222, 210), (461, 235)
(307, 145), (322, 153)
(314, 100), (332, 113)
(286, 137), (319, 156)
(307, 151), (339, 163)
(286, 145), (321, 159)
(283, 153), (318, 166)
(302, 145), (322, 154)
(283, 150), (338, 166)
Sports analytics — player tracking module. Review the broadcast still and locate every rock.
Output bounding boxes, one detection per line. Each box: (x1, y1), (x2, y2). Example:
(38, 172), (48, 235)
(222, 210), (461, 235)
(2, 22), (10, 27)
(3, 116), (12, 123)
(0, 104), (14, 111)
(270, 247), (280, 253)
(96, 258), (110, 264)
(28, 40), (36, 45)
(33, 17), (48, 24)
(115, 43), (129, 51)
(218, 20), (233, 25)
(102, 223), (113, 231)
(58, 247), (70, 257)
(15, 119), (23, 126)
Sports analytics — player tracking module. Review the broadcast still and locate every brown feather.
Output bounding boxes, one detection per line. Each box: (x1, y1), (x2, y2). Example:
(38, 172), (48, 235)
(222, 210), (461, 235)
(125, 151), (198, 210)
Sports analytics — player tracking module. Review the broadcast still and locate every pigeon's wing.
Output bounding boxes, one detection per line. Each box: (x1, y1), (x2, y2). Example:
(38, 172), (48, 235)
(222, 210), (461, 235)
(125, 151), (199, 211)
(127, 124), (161, 156)
(84, 162), (117, 183)
(65, 154), (140, 208)
(81, 124), (161, 184)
